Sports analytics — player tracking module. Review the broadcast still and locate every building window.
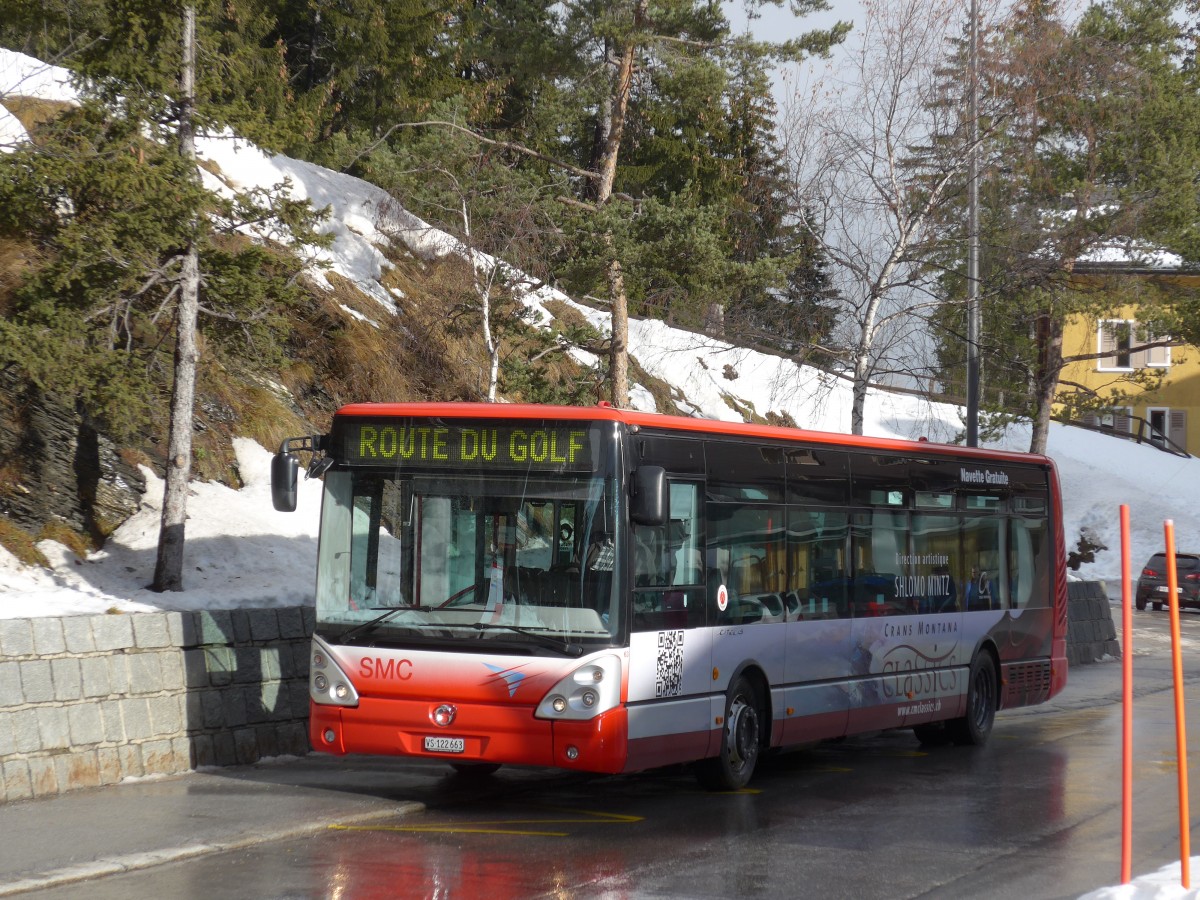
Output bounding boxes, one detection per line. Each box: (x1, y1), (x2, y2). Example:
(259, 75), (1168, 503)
(1148, 408), (1169, 448)
(1141, 325), (1171, 368)
(1098, 320), (1133, 370)
(1084, 407), (1133, 433)
(1098, 320), (1171, 370)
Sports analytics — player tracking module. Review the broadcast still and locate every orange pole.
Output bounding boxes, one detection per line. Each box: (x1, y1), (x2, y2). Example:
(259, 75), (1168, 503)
(1165, 519), (1191, 889)
(1121, 505), (1133, 884)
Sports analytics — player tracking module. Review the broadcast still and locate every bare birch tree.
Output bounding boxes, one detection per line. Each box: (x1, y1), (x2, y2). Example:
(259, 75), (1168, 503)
(781, 0), (997, 435)
(153, 5), (201, 591)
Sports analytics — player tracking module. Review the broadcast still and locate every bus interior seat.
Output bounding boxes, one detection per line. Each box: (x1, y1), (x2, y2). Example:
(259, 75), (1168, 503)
(732, 557), (764, 594)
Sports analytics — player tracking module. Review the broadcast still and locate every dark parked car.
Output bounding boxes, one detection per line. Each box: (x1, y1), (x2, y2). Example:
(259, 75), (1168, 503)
(1136, 552), (1200, 611)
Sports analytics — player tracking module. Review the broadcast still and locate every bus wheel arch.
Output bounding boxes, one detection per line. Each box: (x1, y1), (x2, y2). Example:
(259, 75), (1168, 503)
(696, 667), (768, 790)
(949, 646), (999, 746)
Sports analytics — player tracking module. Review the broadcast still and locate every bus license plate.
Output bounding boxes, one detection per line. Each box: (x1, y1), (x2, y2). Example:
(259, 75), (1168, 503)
(424, 736), (465, 754)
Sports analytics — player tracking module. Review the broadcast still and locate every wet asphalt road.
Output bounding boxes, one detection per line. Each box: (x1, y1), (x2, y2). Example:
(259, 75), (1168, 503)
(15, 607), (1200, 900)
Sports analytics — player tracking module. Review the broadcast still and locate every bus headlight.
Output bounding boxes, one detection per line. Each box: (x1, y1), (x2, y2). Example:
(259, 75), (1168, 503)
(309, 636), (360, 708)
(535, 655), (622, 720)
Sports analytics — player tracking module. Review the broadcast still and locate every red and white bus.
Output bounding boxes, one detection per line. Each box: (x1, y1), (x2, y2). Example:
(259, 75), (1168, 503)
(272, 402), (1067, 789)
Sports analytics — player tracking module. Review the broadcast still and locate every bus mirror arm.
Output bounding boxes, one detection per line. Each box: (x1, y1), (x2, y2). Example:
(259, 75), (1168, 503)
(631, 465), (668, 526)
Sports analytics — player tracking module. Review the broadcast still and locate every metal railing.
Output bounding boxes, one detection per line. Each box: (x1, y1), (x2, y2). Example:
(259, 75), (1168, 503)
(1056, 413), (1191, 458)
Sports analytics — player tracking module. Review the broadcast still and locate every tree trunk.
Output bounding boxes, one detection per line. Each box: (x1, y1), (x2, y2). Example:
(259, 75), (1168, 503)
(607, 251), (630, 407)
(153, 5), (200, 592)
(850, 353), (870, 436)
(849, 288), (885, 436)
(596, 36), (636, 205)
(591, 0), (647, 410)
(704, 302), (725, 337)
(1028, 312), (1063, 455)
(459, 199), (500, 401)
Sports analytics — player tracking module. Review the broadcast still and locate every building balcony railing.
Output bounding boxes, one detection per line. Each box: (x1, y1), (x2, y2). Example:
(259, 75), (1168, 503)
(1056, 413), (1191, 458)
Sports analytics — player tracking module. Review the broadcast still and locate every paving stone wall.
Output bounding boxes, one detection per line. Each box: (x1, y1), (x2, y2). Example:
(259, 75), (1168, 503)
(0, 607), (314, 803)
(1066, 580), (1121, 664)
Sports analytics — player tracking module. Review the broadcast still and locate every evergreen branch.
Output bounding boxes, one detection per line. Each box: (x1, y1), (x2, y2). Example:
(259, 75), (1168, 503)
(82, 258), (184, 324)
(345, 121), (600, 184)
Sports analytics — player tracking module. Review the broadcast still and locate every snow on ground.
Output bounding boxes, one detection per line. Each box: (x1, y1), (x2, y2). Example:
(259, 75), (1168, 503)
(5, 47), (1200, 898)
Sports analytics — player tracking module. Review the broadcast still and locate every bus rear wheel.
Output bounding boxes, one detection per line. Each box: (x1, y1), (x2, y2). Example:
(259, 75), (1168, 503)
(949, 651), (997, 746)
(696, 675), (762, 791)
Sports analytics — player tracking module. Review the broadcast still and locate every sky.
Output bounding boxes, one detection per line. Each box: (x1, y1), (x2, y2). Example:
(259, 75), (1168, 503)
(3, 47), (1200, 898)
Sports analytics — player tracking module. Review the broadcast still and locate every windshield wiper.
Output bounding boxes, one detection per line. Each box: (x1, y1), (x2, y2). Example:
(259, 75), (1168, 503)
(336, 605), (602, 657)
(338, 605), (420, 644)
(471, 622), (588, 657)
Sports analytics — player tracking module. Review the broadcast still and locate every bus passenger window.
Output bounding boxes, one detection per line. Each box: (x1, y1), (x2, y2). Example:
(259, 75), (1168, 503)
(787, 510), (849, 619)
(708, 504), (785, 625)
(1010, 517), (1050, 609)
(850, 511), (911, 616)
(962, 516), (1003, 611)
(912, 514), (958, 613)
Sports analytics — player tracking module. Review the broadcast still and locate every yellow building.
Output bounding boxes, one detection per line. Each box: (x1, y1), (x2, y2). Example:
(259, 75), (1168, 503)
(1057, 265), (1200, 455)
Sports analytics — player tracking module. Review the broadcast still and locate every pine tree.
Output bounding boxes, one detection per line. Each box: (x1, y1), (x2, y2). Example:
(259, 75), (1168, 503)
(1, 0), (327, 588)
(928, 0), (1200, 452)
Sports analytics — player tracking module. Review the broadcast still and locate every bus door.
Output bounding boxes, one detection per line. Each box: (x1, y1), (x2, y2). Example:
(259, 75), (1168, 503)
(706, 501), (788, 751)
(625, 480), (712, 771)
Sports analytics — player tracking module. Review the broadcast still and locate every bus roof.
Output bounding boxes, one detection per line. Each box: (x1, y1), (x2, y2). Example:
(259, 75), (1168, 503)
(332, 401), (1053, 468)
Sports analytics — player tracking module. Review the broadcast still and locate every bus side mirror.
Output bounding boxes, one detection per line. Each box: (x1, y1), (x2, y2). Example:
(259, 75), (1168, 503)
(631, 466), (668, 526)
(272, 450), (299, 512)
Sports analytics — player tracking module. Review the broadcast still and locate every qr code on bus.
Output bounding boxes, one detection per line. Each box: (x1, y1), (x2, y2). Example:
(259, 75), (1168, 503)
(655, 629), (685, 697)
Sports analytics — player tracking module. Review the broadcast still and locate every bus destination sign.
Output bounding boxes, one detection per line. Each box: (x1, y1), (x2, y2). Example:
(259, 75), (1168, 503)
(340, 420), (595, 471)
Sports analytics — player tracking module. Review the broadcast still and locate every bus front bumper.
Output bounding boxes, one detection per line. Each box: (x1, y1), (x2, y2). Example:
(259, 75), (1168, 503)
(309, 698), (629, 774)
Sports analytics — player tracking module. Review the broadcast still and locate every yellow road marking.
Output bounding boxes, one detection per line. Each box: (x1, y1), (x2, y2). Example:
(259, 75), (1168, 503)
(708, 788), (762, 795)
(331, 806), (645, 837)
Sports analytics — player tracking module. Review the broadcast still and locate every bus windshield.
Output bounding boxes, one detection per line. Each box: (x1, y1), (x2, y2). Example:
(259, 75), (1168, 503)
(312, 420), (622, 654)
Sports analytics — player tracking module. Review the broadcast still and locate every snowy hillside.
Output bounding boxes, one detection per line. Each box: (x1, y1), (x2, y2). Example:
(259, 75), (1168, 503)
(3, 47), (1199, 618)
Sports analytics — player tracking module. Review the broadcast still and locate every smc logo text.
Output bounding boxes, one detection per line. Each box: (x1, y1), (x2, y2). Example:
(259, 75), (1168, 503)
(360, 657), (413, 680)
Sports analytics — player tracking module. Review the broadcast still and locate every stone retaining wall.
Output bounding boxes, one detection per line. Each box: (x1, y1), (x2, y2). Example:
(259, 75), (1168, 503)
(0, 585), (1119, 803)
(0, 608), (313, 803)
(1066, 580), (1121, 665)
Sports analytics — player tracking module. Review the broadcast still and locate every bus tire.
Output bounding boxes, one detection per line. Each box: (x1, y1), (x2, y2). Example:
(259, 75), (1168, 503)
(450, 762), (502, 777)
(696, 675), (762, 790)
(949, 651), (997, 746)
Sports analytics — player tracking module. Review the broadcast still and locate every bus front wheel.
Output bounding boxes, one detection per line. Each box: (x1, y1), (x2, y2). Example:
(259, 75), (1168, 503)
(696, 675), (762, 791)
(949, 651), (997, 746)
